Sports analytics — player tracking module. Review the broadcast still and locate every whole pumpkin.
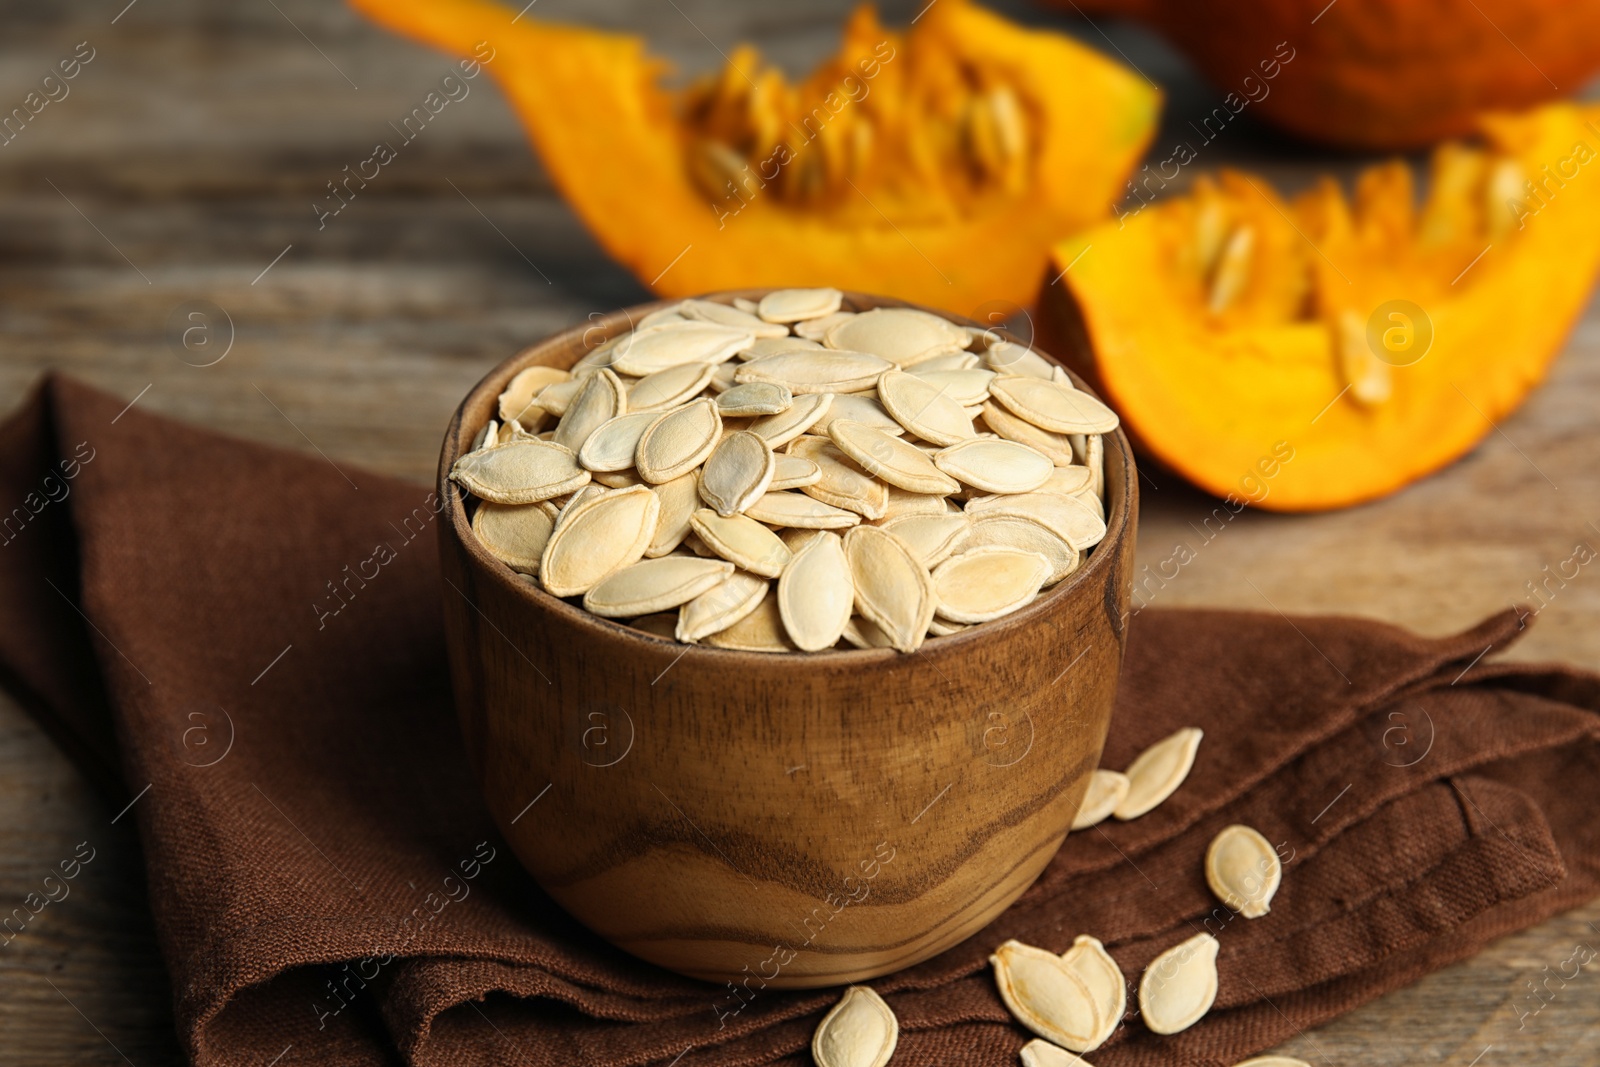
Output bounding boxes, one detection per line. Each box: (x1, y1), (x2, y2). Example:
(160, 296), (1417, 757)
(1066, 0), (1600, 147)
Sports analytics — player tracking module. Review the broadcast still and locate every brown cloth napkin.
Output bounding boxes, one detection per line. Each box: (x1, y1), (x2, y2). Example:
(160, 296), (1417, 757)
(3, 372), (1598, 1067)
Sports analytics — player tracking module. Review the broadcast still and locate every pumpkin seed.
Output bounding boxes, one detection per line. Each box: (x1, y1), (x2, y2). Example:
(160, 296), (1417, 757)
(1337, 308), (1393, 407)
(748, 391), (834, 447)
(989, 939), (1103, 1052)
(689, 509), (792, 577)
(677, 570), (769, 642)
(779, 527), (829, 553)
(876, 370), (978, 446)
(758, 287), (843, 324)
(533, 377), (586, 417)
(593, 469), (643, 489)
(636, 398), (721, 483)
(770, 452), (822, 490)
(746, 490), (861, 530)
(582, 556), (735, 617)
(578, 411), (659, 472)
(1205, 824), (1281, 919)
(1061, 934), (1125, 1051)
(793, 309), (855, 340)
(1231, 1058), (1311, 1067)
(698, 430), (775, 516)
(903, 366), (995, 406)
(881, 514), (970, 568)
(841, 614), (896, 649)
(1069, 769), (1129, 830)
(1041, 464), (1094, 496)
(680, 297), (791, 338)
(627, 361), (718, 412)
(789, 435), (890, 519)
(451, 439), (591, 505)
(824, 307), (967, 366)
(990, 376), (1120, 435)
(982, 340), (1054, 379)
(554, 484), (606, 526)
(966, 492), (1106, 550)
(636, 303), (690, 329)
(778, 531), (854, 651)
(471, 417), (499, 452)
(1115, 727), (1203, 820)
(740, 336), (824, 361)
(934, 438), (1053, 494)
(979, 401), (1078, 464)
(843, 525), (935, 653)
(1138, 932), (1219, 1035)
(609, 321), (753, 375)
(703, 595), (796, 652)
(539, 485), (660, 597)
(830, 420), (962, 496)
(879, 486), (955, 521)
(927, 618), (969, 636)
(811, 392), (907, 436)
(961, 515), (1079, 585)
(554, 368), (628, 453)
(1085, 434), (1105, 498)
(644, 470), (700, 557)
(709, 362), (739, 392)
(732, 296), (760, 314)
(498, 365), (570, 423)
(1019, 1039), (1093, 1067)
(470, 501), (557, 575)
(735, 349), (894, 394)
(716, 380), (793, 416)
(905, 349), (980, 373)
(932, 546), (1051, 623)
(1207, 225), (1255, 314)
(811, 985), (897, 1067)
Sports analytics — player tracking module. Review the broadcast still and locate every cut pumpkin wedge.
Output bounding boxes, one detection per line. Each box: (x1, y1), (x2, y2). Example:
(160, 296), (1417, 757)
(1039, 102), (1600, 512)
(349, 0), (1159, 314)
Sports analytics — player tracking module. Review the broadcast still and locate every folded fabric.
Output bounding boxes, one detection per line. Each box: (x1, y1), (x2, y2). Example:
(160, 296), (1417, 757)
(2, 374), (1596, 1067)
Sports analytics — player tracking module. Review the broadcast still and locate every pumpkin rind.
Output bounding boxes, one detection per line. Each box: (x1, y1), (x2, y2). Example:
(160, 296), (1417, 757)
(348, 0), (1159, 314)
(1038, 103), (1600, 512)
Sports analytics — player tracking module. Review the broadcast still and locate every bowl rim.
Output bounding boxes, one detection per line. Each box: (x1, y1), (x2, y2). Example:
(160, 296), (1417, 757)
(437, 288), (1137, 669)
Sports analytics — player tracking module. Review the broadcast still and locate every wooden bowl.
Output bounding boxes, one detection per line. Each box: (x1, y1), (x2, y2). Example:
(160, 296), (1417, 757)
(437, 290), (1138, 988)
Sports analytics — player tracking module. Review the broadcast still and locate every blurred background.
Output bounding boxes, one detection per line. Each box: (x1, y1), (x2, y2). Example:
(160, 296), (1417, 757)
(1, 1), (1597, 1063)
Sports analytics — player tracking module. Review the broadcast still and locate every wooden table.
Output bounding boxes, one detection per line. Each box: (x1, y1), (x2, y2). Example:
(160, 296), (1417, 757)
(1, 1), (1595, 1063)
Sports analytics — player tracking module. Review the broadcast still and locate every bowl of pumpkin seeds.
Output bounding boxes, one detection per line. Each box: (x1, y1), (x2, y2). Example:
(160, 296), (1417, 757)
(435, 290), (1138, 986)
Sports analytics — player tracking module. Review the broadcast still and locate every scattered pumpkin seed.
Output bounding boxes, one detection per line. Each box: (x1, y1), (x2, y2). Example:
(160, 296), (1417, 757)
(1061, 935), (1125, 1051)
(1069, 769), (1130, 830)
(1205, 824), (1281, 918)
(1115, 727), (1203, 820)
(989, 939), (1103, 1052)
(810, 985), (897, 1067)
(1018, 1039), (1093, 1067)
(1138, 932), (1219, 1035)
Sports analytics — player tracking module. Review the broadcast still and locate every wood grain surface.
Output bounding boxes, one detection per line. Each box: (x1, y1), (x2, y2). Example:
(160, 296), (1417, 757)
(0, 0), (1596, 1063)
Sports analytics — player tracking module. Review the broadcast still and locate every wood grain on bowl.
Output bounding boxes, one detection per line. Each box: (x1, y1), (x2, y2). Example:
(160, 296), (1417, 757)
(436, 291), (1138, 987)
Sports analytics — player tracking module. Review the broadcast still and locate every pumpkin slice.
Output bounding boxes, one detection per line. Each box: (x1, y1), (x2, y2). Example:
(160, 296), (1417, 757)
(348, 0), (1158, 313)
(1038, 103), (1600, 512)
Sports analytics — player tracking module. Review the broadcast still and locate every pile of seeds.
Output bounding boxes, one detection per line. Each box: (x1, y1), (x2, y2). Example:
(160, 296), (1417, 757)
(452, 288), (1118, 653)
(811, 729), (1299, 1067)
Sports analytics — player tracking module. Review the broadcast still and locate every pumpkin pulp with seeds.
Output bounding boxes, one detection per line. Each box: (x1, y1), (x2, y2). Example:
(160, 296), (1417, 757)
(1040, 103), (1600, 511)
(349, 0), (1159, 311)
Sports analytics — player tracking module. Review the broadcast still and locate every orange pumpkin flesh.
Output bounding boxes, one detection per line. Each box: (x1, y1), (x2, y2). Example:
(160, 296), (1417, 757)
(348, 0), (1159, 313)
(1038, 103), (1600, 512)
(1068, 0), (1600, 148)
